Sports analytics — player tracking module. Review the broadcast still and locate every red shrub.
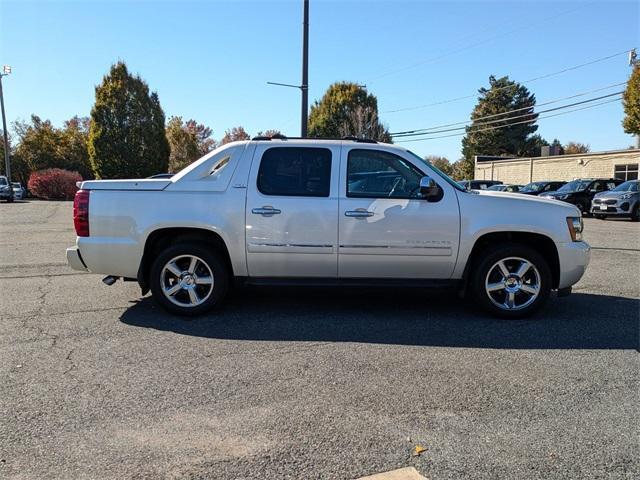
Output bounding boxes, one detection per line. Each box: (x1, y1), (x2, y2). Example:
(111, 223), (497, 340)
(28, 169), (82, 200)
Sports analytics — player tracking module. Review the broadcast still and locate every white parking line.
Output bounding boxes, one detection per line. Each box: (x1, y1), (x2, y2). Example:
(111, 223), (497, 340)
(356, 466), (427, 480)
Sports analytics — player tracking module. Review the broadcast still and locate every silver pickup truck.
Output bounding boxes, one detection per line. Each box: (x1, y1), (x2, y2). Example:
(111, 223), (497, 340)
(66, 138), (590, 318)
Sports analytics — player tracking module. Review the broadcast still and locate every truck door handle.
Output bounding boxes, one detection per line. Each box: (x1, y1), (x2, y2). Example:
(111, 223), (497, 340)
(252, 206), (282, 216)
(345, 210), (374, 218)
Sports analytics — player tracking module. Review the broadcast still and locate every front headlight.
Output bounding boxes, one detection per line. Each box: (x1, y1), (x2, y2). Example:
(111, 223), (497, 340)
(566, 217), (583, 242)
(620, 193), (633, 199)
(557, 194), (569, 200)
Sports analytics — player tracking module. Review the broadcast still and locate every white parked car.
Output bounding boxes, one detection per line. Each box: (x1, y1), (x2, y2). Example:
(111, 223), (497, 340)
(12, 182), (25, 200)
(66, 138), (590, 318)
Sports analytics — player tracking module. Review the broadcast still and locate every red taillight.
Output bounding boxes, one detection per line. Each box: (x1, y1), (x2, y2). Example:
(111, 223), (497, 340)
(73, 189), (90, 237)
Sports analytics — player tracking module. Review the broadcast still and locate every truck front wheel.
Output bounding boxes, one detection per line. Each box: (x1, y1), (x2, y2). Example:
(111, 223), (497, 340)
(470, 244), (551, 319)
(150, 242), (229, 316)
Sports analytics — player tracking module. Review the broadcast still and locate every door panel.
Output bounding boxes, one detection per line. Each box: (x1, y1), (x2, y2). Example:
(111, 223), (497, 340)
(338, 147), (460, 279)
(245, 145), (340, 277)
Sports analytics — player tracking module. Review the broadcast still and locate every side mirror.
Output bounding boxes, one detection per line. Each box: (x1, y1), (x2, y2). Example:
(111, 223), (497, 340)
(420, 176), (441, 200)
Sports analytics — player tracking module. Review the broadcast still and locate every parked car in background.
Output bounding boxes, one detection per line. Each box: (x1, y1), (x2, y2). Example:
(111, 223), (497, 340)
(487, 184), (523, 192)
(591, 180), (639, 221)
(66, 138), (590, 319)
(0, 176), (14, 202)
(539, 178), (623, 214)
(458, 180), (503, 190)
(12, 182), (26, 200)
(519, 181), (567, 196)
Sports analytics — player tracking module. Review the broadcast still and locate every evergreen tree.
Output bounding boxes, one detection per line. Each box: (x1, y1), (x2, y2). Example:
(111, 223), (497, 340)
(308, 82), (391, 141)
(88, 62), (169, 179)
(522, 134), (549, 157)
(461, 75), (538, 170)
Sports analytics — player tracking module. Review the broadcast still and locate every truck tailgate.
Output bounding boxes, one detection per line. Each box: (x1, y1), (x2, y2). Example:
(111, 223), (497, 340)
(79, 179), (171, 190)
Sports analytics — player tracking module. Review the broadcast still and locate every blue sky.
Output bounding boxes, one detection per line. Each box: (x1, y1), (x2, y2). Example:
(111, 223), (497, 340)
(0, 0), (638, 160)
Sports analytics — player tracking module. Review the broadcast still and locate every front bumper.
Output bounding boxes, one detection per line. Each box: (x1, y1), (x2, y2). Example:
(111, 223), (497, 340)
(66, 246), (89, 272)
(556, 241), (590, 289)
(591, 198), (635, 216)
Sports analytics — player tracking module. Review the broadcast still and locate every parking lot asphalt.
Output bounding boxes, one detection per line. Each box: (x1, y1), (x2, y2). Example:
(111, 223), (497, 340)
(1, 200), (638, 480)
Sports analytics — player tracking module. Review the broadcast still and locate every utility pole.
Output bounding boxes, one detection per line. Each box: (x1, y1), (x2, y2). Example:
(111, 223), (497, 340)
(301, 0), (309, 137)
(0, 65), (11, 184)
(629, 49), (640, 149)
(267, 0), (310, 137)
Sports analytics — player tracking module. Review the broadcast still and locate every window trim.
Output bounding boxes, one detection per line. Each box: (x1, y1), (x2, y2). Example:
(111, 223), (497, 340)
(614, 163), (639, 181)
(257, 146), (333, 198)
(346, 148), (427, 200)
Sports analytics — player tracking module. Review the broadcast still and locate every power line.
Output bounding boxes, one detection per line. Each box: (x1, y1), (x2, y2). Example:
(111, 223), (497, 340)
(368, 2), (592, 83)
(392, 91), (623, 138)
(395, 96), (622, 143)
(390, 81), (626, 136)
(383, 49), (633, 114)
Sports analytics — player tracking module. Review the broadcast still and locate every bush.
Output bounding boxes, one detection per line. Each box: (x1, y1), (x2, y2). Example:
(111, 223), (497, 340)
(28, 169), (82, 200)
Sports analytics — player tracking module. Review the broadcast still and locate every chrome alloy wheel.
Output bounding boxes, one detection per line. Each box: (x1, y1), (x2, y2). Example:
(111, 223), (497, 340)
(484, 257), (541, 311)
(160, 255), (214, 307)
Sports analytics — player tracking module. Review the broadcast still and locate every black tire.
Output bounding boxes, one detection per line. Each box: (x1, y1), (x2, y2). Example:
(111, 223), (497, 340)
(149, 242), (229, 317)
(470, 243), (551, 319)
(593, 214), (606, 220)
(631, 205), (639, 222)
(575, 201), (585, 214)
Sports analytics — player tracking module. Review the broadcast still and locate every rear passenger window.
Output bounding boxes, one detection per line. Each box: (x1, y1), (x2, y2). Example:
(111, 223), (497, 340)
(258, 147), (331, 197)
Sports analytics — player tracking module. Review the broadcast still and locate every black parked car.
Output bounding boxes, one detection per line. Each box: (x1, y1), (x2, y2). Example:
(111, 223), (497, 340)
(518, 181), (567, 196)
(458, 180), (503, 190)
(539, 178), (623, 214)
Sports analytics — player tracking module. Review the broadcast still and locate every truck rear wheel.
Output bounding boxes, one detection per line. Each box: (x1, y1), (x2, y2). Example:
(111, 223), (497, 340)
(470, 244), (551, 319)
(150, 242), (229, 316)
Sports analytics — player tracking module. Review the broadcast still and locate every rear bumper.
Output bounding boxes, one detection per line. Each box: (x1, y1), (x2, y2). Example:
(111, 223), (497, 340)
(556, 241), (590, 289)
(66, 246), (89, 272)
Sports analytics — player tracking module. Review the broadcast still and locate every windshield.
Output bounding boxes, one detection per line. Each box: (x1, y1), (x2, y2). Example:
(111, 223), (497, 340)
(557, 179), (591, 193)
(407, 151), (465, 191)
(0, 177), (7, 186)
(487, 185), (505, 191)
(12, 183), (20, 188)
(611, 180), (638, 192)
(521, 182), (545, 192)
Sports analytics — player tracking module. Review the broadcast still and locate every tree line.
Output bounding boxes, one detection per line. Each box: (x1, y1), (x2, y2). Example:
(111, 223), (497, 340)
(1, 60), (638, 184)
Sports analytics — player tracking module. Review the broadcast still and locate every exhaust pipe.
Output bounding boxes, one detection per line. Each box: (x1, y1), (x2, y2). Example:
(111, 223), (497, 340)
(102, 275), (118, 286)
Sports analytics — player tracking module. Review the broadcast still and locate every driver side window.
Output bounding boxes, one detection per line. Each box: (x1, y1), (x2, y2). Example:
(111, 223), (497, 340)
(347, 149), (424, 199)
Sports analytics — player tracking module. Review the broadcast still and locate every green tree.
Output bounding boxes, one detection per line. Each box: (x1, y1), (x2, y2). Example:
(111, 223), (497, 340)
(220, 126), (250, 145)
(622, 66), (640, 136)
(166, 116), (201, 173)
(185, 119), (216, 156)
(461, 75), (538, 171)
(425, 155), (453, 176)
(88, 62), (169, 179)
(60, 116), (93, 179)
(522, 134), (549, 157)
(13, 116), (61, 172)
(563, 141), (590, 154)
(256, 129), (282, 138)
(308, 82), (391, 141)
(451, 159), (474, 181)
(0, 129), (29, 184)
(550, 138), (564, 155)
